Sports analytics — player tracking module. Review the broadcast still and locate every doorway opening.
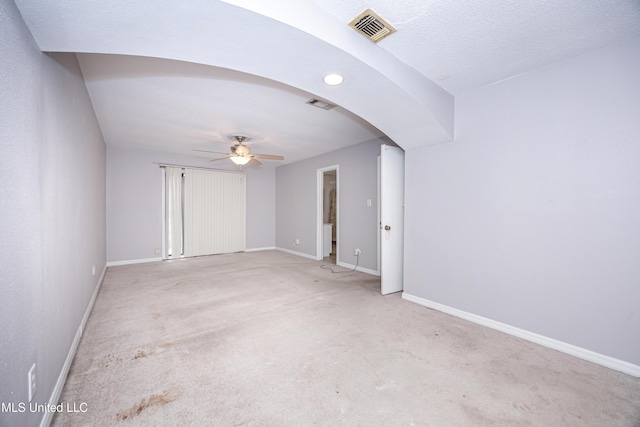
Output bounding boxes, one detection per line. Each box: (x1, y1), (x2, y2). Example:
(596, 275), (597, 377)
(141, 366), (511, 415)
(316, 165), (338, 263)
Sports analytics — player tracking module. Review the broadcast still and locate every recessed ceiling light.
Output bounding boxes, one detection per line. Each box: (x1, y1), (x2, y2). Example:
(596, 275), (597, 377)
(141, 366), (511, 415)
(323, 73), (344, 86)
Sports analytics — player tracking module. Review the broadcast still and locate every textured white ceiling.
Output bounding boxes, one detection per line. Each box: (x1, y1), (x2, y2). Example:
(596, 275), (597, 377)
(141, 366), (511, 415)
(13, 0), (640, 165)
(313, 0), (640, 94)
(77, 54), (385, 164)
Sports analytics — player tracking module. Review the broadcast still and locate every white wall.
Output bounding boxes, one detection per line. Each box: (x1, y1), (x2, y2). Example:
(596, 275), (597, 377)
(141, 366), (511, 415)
(275, 139), (383, 272)
(106, 145), (275, 263)
(0, 2), (107, 426)
(404, 37), (640, 366)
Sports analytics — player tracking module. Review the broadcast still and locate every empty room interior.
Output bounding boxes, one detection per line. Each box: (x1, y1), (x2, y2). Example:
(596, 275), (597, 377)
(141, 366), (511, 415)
(1, 1), (640, 426)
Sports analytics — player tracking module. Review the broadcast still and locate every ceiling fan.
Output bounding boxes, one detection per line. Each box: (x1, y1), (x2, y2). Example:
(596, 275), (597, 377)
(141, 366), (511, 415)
(194, 135), (284, 166)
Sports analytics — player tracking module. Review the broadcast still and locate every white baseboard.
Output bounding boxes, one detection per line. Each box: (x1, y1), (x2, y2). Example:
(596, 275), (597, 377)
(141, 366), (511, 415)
(275, 247), (319, 260)
(402, 292), (640, 378)
(275, 248), (381, 277)
(245, 246), (276, 252)
(106, 257), (162, 267)
(337, 261), (380, 277)
(40, 265), (107, 427)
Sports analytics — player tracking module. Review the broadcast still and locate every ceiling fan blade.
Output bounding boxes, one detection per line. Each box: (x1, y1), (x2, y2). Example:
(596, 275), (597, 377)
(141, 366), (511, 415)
(209, 157), (230, 162)
(249, 158), (262, 166)
(194, 149), (229, 155)
(251, 153), (284, 160)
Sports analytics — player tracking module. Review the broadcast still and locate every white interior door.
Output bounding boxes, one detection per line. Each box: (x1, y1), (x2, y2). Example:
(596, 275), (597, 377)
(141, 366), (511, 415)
(380, 144), (405, 295)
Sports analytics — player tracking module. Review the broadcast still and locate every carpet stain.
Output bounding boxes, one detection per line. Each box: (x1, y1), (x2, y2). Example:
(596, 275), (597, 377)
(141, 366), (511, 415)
(99, 353), (124, 369)
(133, 349), (148, 360)
(115, 388), (180, 422)
(169, 281), (183, 289)
(513, 402), (533, 412)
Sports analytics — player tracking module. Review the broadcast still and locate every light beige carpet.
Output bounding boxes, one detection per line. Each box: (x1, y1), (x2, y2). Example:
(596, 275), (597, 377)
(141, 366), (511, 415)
(53, 250), (640, 426)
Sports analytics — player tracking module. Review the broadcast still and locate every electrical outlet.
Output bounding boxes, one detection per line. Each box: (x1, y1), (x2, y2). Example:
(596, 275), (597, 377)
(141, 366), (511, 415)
(28, 363), (36, 402)
(155, 248), (160, 255)
(295, 239), (300, 245)
(91, 264), (96, 276)
(354, 248), (361, 256)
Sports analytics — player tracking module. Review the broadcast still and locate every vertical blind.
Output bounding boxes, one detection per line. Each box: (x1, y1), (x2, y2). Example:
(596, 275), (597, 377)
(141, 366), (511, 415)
(165, 166), (246, 258)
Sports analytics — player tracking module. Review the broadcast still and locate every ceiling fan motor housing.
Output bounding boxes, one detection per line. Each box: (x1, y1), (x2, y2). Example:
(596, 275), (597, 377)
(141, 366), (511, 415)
(234, 145), (250, 156)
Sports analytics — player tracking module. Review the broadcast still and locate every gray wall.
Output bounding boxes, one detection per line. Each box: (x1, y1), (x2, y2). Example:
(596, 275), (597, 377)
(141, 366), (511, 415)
(0, 2), (107, 426)
(276, 139), (383, 271)
(107, 145), (276, 263)
(404, 37), (640, 365)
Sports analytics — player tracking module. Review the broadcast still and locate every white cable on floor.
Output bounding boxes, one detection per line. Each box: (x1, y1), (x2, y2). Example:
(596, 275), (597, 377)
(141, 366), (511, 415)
(320, 254), (359, 274)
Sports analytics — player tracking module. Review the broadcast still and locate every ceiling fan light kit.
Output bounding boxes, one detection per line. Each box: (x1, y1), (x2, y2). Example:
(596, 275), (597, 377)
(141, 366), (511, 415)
(194, 134), (284, 167)
(230, 156), (251, 166)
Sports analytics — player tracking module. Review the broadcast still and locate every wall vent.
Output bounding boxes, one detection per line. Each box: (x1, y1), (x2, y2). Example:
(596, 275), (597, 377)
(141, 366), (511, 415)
(306, 98), (337, 110)
(348, 8), (396, 43)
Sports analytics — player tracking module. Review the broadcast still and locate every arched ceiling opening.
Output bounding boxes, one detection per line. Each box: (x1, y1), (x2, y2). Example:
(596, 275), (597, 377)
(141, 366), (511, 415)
(14, 0), (454, 162)
(14, 0), (640, 162)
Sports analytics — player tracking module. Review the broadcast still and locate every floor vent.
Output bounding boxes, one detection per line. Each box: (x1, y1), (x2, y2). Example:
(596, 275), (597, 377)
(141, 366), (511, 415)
(348, 8), (396, 43)
(306, 98), (337, 111)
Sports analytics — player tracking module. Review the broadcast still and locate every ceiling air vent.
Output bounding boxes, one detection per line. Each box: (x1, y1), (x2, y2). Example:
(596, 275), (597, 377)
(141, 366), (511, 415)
(306, 98), (337, 111)
(349, 8), (396, 43)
